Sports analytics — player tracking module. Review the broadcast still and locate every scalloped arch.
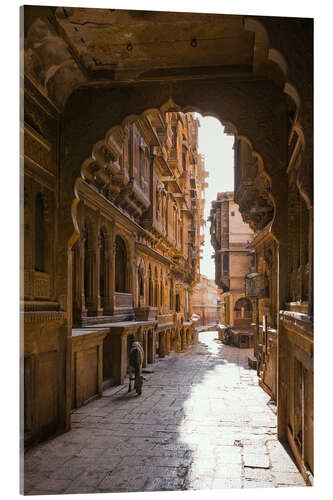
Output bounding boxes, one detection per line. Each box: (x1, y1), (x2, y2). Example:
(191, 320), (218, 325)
(244, 17), (302, 118)
(72, 98), (277, 250)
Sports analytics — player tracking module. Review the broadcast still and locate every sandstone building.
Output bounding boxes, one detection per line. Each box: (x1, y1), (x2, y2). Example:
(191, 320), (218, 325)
(210, 191), (254, 330)
(235, 137), (313, 479)
(192, 275), (220, 327)
(21, 6), (313, 485)
(23, 88), (207, 445)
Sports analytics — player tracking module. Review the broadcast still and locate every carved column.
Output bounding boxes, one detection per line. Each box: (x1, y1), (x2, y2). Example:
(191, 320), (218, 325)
(85, 237), (99, 316)
(133, 261), (139, 308)
(156, 281), (160, 311)
(73, 237), (87, 324)
(96, 228), (103, 316)
(100, 232), (113, 314)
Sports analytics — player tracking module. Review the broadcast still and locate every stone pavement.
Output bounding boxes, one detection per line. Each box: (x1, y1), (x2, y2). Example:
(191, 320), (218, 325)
(24, 331), (306, 494)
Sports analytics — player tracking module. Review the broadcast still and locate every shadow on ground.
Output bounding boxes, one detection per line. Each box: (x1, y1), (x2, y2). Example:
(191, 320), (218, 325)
(24, 331), (305, 494)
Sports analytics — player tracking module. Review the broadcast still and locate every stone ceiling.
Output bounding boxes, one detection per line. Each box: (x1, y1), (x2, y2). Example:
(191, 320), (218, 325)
(55, 7), (256, 81)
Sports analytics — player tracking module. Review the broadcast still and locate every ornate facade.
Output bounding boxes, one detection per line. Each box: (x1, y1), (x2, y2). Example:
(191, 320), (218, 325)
(234, 131), (313, 480)
(245, 224), (278, 402)
(22, 6), (313, 485)
(23, 101), (207, 447)
(210, 192), (254, 329)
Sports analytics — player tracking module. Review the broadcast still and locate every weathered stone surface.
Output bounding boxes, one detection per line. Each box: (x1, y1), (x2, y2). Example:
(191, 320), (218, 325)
(23, 9), (313, 485)
(24, 332), (306, 494)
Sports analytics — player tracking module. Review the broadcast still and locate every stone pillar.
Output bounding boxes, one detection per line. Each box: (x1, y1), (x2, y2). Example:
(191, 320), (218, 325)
(96, 229), (103, 316)
(102, 234), (114, 314)
(73, 237), (87, 324)
(85, 236), (99, 316)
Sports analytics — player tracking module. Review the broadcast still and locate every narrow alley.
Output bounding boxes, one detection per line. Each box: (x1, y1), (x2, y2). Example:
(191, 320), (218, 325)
(24, 332), (305, 495)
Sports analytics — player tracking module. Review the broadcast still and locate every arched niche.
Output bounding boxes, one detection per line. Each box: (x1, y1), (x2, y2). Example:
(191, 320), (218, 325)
(234, 297), (253, 320)
(115, 235), (128, 293)
(148, 265), (153, 307)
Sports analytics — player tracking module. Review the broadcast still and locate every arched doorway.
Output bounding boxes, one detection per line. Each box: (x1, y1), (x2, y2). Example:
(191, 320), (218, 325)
(234, 297), (253, 328)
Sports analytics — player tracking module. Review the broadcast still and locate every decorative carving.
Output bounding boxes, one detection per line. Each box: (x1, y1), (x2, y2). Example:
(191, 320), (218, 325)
(23, 311), (66, 324)
(34, 272), (50, 299)
(24, 270), (33, 298)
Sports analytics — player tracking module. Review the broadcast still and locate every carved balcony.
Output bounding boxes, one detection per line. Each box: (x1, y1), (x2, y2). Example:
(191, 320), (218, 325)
(134, 306), (158, 321)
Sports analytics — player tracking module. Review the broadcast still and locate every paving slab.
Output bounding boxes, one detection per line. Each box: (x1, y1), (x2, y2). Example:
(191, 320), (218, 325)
(24, 331), (307, 494)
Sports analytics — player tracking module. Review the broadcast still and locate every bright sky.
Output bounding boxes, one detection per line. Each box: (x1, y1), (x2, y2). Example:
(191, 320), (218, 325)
(196, 115), (235, 280)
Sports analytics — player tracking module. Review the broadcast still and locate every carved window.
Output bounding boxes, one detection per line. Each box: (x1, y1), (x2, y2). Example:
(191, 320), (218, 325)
(115, 236), (127, 293)
(139, 144), (145, 188)
(160, 276), (163, 307)
(148, 266), (153, 306)
(175, 294), (180, 313)
(34, 193), (45, 272)
(169, 281), (173, 310)
(156, 187), (160, 218)
(154, 268), (158, 307)
(138, 269), (144, 298)
(161, 193), (165, 222)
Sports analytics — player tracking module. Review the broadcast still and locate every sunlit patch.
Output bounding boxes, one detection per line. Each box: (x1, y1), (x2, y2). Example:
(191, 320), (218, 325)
(176, 331), (270, 488)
